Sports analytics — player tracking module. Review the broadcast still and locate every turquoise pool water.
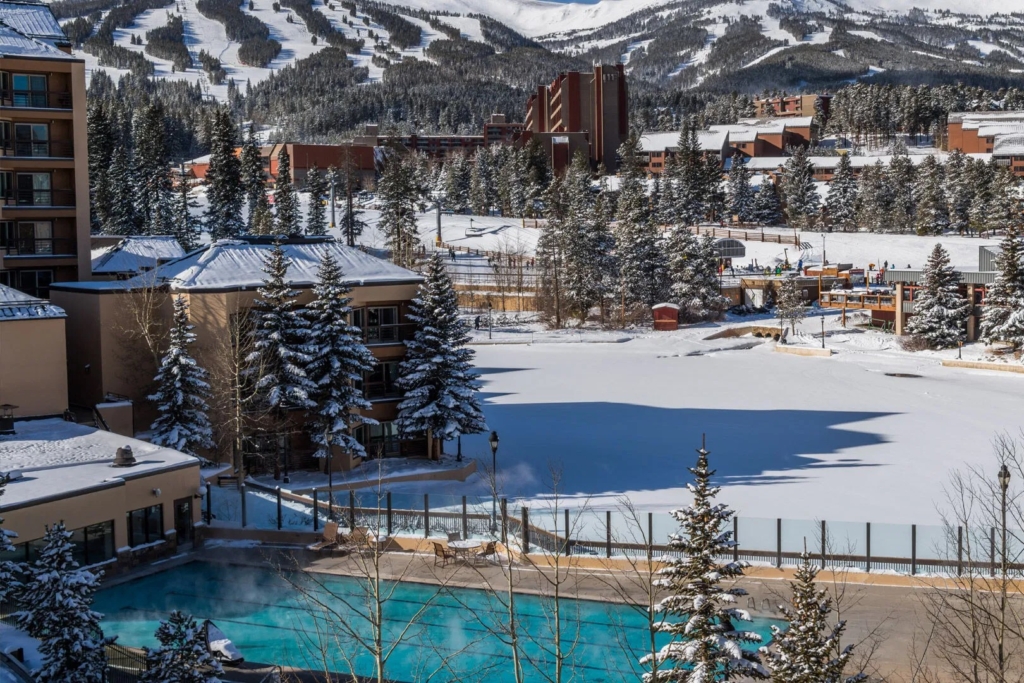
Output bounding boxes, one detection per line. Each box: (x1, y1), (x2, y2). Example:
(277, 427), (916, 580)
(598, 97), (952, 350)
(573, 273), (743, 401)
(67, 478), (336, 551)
(95, 562), (779, 682)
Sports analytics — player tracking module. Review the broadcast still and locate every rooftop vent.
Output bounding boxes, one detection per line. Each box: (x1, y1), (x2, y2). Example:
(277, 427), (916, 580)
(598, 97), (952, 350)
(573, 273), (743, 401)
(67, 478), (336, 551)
(113, 445), (137, 467)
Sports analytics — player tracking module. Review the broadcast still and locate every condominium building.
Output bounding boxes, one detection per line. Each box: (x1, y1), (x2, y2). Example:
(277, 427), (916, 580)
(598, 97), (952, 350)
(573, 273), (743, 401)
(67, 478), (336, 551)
(947, 111), (1024, 177)
(0, 1), (90, 297)
(754, 93), (831, 120)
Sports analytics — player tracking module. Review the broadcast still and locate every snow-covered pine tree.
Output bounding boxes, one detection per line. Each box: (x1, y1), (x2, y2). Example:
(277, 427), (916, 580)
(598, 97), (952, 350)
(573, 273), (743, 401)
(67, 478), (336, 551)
(671, 118), (708, 227)
(887, 141), (915, 233)
(904, 243), (970, 349)
(148, 295), (214, 458)
(274, 147), (301, 236)
(727, 153), (755, 224)
(132, 102), (173, 236)
(752, 178), (782, 226)
(643, 439), (767, 682)
(172, 181), (201, 252)
(250, 188), (275, 236)
(665, 224), (698, 306)
(240, 124), (265, 233)
(0, 474), (18, 606)
(378, 155), (419, 268)
(980, 227), (1024, 349)
(245, 242), (316, 410)
(105, 145), (138, 235)
(776, 276), (805, 334)
(469, 146), (494, 216)
(825, 153), (857, 232)
(945, 150), (972, 236)
(204, 109), (243, 240)
(305, 165), (328, 236)
(443, 151), (471, 213)
(141, 611), (222, 683)
(761, 551), (861, 683)
(968, 160), (994, 236)
(616, 134), (667, 313)
(781, 146), (819, 230)
(17, 522), (112, 683)
(559, 152), (604, 322)
(679, 233), (729, 322)
(702, 152), (726, 222)
(306, 251), (377, 459)
(855, 161), (890, 234)
(396, 253), (486, 457)
(87, 104), (117, 232)
(913, 155), (949, 236)
(987, 165), (1019, 236)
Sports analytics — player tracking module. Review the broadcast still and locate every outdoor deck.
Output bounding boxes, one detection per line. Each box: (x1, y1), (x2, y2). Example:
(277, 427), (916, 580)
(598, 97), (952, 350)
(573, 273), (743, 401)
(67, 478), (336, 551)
(819, 291), (898, 312)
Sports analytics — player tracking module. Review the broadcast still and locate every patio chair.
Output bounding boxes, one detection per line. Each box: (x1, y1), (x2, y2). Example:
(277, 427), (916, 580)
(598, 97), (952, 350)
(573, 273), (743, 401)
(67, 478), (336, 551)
(447, 532), (461, 542)
(475, 541), (497, 564)
(306, 522), (340, 553)
(433, 541), (457, 567)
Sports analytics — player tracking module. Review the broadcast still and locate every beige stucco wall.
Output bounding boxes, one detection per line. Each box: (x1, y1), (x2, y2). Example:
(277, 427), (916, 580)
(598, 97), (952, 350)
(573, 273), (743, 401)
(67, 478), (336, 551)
(2, 461), (200, 548)
(71, 61), (91, 282)
(0, 317), (68, 417)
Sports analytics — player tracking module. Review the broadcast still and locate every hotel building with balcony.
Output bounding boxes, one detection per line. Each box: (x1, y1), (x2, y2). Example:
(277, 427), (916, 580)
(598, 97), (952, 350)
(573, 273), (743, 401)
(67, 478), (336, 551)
(0, 1), (89, 298)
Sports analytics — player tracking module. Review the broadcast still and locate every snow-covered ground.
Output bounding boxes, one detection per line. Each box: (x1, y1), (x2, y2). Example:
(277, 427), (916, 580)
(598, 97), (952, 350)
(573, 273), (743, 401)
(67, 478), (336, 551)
(380, 317), (1024, 530)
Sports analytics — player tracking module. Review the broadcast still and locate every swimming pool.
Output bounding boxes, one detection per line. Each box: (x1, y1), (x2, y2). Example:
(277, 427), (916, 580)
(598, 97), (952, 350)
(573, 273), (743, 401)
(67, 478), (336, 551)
(95, 562), (780, 682)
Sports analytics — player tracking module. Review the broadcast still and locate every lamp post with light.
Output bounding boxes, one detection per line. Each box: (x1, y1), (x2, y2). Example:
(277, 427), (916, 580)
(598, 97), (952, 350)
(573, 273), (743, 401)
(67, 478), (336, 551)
(999, 463), (1011, 680)
(820, 315), (826, 349)
(489, 431), (499, 533)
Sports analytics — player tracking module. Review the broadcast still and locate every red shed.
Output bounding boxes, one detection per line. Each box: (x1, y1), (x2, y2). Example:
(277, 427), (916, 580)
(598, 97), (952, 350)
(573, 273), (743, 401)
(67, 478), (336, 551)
(652, 303), (680, 331)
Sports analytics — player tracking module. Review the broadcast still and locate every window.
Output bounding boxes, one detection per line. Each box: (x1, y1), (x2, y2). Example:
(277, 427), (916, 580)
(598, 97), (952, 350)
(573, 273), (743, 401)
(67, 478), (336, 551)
(0, 172), (11, 200)
(364, 306), (400, 343)
(126, 504), (163, 546)
(358, 421), (401, 458)
(82, 521), (115, 565)
(13, 123), (48, 157)
(4, 521), (114, 567)
(16, 173), (50, 206)
(1, 221), (52, 255)
(363, 360), (401, 400)
(17, 270), (53, 298)
(11, 74), (46, 108)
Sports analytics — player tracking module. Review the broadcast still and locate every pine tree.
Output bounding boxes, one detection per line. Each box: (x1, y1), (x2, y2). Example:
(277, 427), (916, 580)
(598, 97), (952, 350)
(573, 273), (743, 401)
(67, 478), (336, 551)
(752, 178), (782, 225)
(305, 164), (328, 236)
(887, 141), (916, 233)
(987, 166), (1019, 235)
(443, 151), (471, 213)
(378, 155), (420, 268)
(87, 104), (117, 232)
(727, 153), (755, 224)
(246, 243), (316, 409)
(340, 186), (368, 246)
(250, 189), (275, 236)
(469, 146), (493, 216)
(105, 145), (137, 235)
(905, 243), (970, 349)
(172, 182), (201, 252)
(781, 146), (819, 230)
(616, 135), (667, 311)
(204, 109), (243, 240)
(968, 160), (994, 236)
(980, 227), (1024, 349)
(396, 253), (486, 454)
(665, 224), (698, 307)
(274, 147), (301, 235)
(675, 233), (729, 322)
(643, 439), (767, 682)
(240, 124), (265, 233)
(0, 474), (18, 607)
(132, 102), (173, 235)
(825, 154), (857, 232)
(946, 150), (972, 236)
(776, 277), (805, 334)
(670, 118), (708, 226)
(557, 151), (610, 323)
(306, 251), (377, 459)
(913, 155), (949, 236)
(17, 522), (111, 683)
(141, 611), (223, 683)
(148, 295), (214, 458)
(761, 552), (861, 683)
(856, 161), (891, 234)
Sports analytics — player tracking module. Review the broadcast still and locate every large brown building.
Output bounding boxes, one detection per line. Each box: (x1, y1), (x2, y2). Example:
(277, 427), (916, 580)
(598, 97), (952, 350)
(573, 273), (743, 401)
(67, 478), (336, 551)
(51, 236), (429, 474)
(946, 111), (1024, 177)
(525, 64), (628, 172)
(755, 94), (831, 120)
(0, 2), (90, 298)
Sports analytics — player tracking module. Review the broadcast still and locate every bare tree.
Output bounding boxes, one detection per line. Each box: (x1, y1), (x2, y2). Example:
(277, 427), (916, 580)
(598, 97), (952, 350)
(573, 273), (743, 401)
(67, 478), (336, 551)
(112, 271), (170, 400)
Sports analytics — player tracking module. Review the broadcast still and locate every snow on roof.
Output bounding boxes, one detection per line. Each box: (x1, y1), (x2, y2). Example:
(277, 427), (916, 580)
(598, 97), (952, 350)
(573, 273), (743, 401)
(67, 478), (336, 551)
(0, 418), (198, 509)
(639, 130), (728, 153)
(61, 238), (422, 293)
(953, 111), (1024, 127)
(0, 282), (63, 319)
(993, 133), (1024, 156)
(91, 236), (187, 275)
(0, 23), (72, 59)
(0, 2), (65, 40)
(976, 124), (1024, 137)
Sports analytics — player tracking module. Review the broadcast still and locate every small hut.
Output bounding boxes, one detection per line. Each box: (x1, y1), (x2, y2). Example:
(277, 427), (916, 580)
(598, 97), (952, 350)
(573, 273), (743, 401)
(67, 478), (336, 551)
(652, 303), (680, 331)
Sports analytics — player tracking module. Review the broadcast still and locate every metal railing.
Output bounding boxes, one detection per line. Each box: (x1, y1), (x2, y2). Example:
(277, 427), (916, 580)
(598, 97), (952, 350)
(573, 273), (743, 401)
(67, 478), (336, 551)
(820, 291), (897, 311)
(1, 237), (76, 256)
(104, 644), (148, 683)
(363, 323), (415, 345)
(1, 189), (76, 207)
(0, 140), (74, 158)
(0, 90), (72, 110)
(362, 381), (401, 400)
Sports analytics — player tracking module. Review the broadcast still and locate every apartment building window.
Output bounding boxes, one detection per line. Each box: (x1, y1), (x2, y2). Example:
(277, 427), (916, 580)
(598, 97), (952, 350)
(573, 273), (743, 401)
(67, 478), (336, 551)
(1, 220), (53, 255)
(16, 172), (50, 206)
(353, 306), (402, 343)
(18, 269), (53, 298)
(10, 73), (47, 108)
(357, 421), (401, 458)
(126, 504), (163, 546)
(2, 521), (114, 566)
(13, 123), (48, 157)
(362, 360), (401, 400)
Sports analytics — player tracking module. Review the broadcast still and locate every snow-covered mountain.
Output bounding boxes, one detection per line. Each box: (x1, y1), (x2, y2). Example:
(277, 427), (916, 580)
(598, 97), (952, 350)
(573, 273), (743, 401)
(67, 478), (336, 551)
(60, 0), (1024, 101)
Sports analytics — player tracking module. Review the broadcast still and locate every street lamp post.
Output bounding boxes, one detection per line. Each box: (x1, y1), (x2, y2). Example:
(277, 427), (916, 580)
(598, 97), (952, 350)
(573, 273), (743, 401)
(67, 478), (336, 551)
(489, 431), (499, 534)
(999, 463), (1011, 681)
(820, 315), (825, 349)
(456, 434), (462, 463)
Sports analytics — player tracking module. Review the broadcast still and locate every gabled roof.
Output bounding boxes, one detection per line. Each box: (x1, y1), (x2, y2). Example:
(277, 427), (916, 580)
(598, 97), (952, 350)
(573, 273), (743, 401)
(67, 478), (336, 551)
(993, 133), (1024, 156)
(0, 23), (72, 59)
(0, 282), (64, 319)
(91, 236), (187, 275)
(0, 1), (75, 60)
(57, 237), (423, 293)
(639, 130), (728, 154)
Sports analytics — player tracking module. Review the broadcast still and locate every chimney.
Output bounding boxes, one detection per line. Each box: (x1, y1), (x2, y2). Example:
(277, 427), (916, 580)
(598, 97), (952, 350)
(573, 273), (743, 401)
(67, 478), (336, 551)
(113, 445), (137, 467)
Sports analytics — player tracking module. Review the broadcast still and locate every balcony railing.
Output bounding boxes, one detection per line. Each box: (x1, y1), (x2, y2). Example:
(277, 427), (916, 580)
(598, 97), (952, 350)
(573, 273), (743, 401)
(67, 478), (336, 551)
(1, 189), (76, 207)
(0, 90), (72, 110)
(362, 381), (401, 401)
(363, 323), (415, 345)
(1, 237), (76, 256)
(0, 140), (74, 158)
